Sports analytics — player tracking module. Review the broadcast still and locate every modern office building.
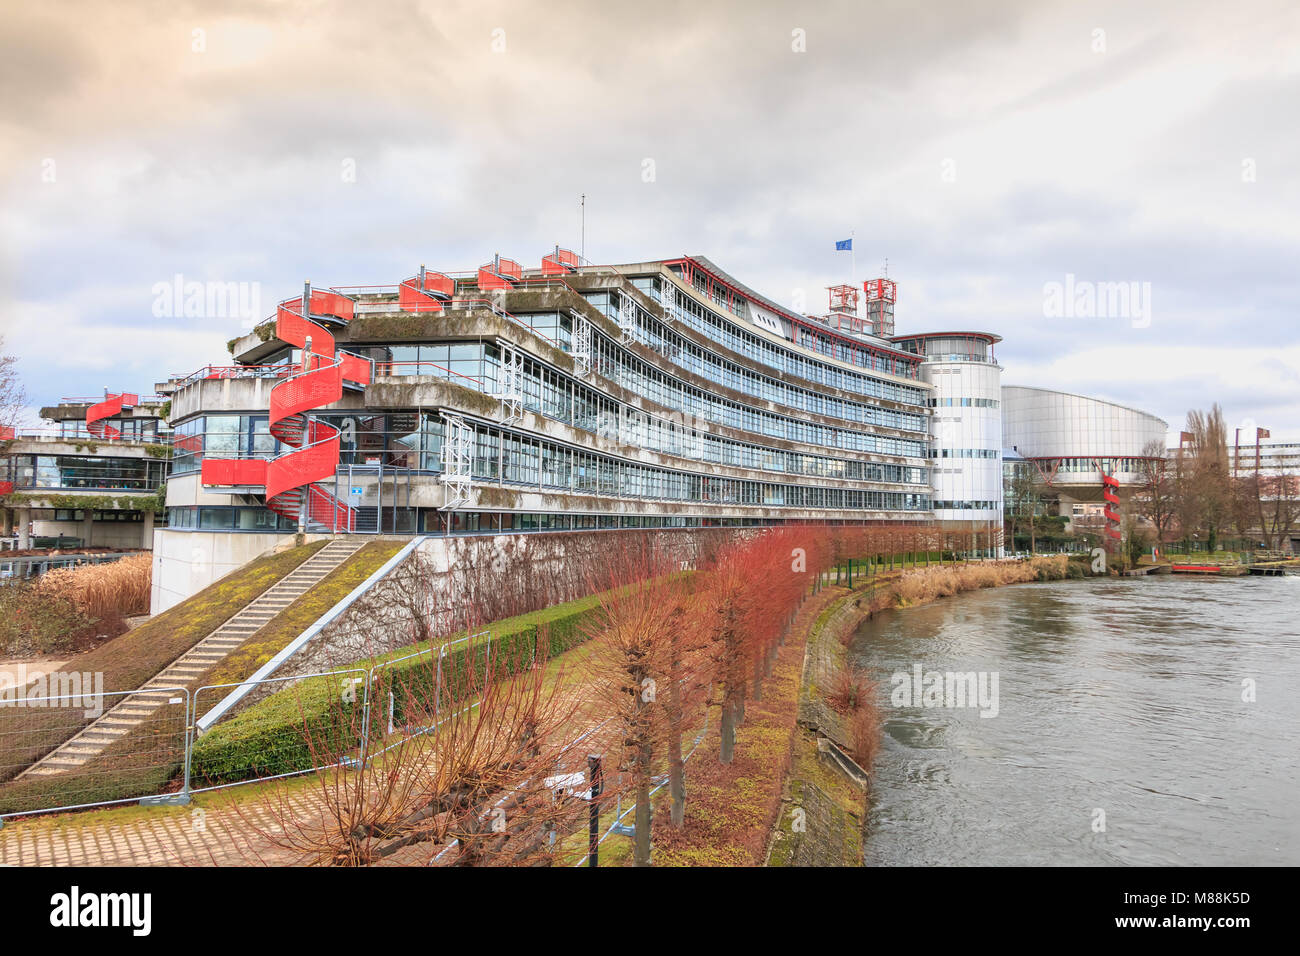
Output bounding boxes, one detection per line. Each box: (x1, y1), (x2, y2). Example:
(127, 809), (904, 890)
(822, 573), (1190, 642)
(155, 253), (961, 609)
(148, 248), (1181, 608)
(0, 392), (171, 551)
(1001, 385), (1168, 542)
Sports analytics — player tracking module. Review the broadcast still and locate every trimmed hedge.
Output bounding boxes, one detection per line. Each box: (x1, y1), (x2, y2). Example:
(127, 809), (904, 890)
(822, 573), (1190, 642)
(189, 590), (610, 785)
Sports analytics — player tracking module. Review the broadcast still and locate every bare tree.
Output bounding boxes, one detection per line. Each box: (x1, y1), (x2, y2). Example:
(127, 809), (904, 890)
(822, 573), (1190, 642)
(0, 336), (27, 430)
(246, 632), (588, 866)
(1133, 439), (1177, 546)
(1185, 405), (1231, 552)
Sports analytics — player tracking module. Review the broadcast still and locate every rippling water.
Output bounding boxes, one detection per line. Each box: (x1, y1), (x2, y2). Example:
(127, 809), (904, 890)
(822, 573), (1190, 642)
(850, 575), (1300, 866)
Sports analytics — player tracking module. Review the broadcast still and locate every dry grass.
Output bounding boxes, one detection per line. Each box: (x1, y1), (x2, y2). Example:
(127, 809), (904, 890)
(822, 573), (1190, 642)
(848, 703), (883, 771)
(825, 665), (883, 773)
(37, 553), (151, 622)
(889, 556), (1066, 608)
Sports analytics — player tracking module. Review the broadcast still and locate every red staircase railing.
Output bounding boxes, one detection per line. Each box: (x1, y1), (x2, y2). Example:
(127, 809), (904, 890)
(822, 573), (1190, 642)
(85, 393), (139, 440)
(201, 288), (370, 532)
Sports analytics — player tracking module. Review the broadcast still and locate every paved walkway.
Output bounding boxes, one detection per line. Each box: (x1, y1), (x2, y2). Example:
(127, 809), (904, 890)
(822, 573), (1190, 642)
(0, 793), (315, 866)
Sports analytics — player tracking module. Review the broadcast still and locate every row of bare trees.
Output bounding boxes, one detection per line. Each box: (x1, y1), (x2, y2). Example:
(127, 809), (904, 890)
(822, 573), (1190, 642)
(256, 523), (967, 866)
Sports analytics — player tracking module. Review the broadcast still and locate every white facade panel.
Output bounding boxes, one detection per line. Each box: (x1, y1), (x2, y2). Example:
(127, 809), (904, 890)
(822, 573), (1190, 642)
(922, 359), (1003, 521)
(1001, 386), (1168, 486)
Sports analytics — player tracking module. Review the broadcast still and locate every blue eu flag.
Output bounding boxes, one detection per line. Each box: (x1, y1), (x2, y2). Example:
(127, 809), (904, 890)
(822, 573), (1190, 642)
(835, 238), (852, 251)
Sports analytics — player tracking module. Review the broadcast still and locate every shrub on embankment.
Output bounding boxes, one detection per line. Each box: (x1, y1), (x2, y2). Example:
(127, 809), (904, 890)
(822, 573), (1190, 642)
(188, 591), (612, 785)
(0, 553), (153, 657)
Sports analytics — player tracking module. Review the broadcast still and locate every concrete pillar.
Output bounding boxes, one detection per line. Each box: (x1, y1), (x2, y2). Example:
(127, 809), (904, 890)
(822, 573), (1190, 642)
(17, 506), (30, 550)
(81, 509), (94, 548)
(141, 510), (155, 550)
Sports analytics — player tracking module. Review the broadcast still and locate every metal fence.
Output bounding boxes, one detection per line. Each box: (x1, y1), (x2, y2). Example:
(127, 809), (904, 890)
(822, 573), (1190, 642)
(0, 685), (190, 819)
(2, 633), (510, 825)
(0, 646), (711, 867)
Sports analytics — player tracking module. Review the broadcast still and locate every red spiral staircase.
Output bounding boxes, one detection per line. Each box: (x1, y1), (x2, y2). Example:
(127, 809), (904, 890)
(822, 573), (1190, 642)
(1100, 469), (1123, 544)
(201, 287), (371, 532)
(86, 393), (139, 440)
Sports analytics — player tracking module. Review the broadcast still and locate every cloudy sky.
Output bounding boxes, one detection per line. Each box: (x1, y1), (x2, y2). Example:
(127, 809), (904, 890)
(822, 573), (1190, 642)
(2, 0), (1297, 441)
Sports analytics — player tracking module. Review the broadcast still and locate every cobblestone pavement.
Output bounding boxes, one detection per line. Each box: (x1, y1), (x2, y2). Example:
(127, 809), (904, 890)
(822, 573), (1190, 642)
(0, 793), (318, 866)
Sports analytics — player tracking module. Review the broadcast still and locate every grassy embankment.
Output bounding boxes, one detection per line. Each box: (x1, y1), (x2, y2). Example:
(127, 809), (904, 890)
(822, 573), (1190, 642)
(0, 541), (407, 815)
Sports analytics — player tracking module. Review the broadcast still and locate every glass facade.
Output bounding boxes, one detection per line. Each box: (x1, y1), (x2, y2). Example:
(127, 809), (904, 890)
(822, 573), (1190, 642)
(5, 454), (166, 492)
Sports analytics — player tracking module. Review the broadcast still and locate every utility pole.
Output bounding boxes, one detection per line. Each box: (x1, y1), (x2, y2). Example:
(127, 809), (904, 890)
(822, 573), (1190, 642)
(586, 753), (603, 867)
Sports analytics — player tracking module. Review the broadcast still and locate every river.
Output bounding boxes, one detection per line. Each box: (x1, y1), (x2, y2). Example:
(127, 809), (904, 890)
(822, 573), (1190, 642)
(850, 574), (1300, 866)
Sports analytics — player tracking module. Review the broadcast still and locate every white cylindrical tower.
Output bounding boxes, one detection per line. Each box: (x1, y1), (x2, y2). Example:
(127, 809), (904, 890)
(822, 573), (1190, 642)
(893, 332), (1004, 555)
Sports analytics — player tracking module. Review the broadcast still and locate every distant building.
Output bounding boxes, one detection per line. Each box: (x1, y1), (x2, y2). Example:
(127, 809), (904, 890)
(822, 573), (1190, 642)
(1001, 385), (1168, 543)
(0, 392), (171, 552)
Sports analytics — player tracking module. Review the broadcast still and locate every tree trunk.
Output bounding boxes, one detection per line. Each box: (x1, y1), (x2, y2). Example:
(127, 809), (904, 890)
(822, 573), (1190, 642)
(668, 636), (686, 829)
(634, 771), (652, 866)
(720, 701), (735, 764)
(668, 720), (685, 828)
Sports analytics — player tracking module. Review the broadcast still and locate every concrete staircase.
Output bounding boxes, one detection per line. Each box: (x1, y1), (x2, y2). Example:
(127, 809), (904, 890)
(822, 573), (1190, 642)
(19, 539), (365, 778)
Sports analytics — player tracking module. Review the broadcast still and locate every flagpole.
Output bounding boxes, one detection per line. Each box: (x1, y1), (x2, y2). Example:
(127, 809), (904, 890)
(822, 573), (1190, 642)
(850, 229), (855, 283)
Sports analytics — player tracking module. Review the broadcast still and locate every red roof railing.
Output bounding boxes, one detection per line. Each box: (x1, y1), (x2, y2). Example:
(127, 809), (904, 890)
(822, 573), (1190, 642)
(477, 255), (523, 290)
(542, 247), (581, 275)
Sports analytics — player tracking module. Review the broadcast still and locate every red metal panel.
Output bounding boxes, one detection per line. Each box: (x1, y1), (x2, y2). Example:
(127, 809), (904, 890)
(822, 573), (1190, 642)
(201, 457), (268, 486)
(270, 363), (343, 429)
(0, 425), (13, 441)
(477, 267), (513, 290)
(340, 352), (372, 385)
(422, 271), (454, 297)
(541, 249), (580, 275)
(399, 279), (444, 313)
(310, 289), (354, 321)
(0, 481), (13, 496)
(276, 302), (337, 357)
